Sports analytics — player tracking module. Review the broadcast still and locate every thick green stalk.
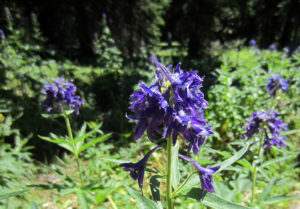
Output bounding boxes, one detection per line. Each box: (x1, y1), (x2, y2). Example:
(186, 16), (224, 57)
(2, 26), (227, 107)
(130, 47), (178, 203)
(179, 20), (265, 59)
(251, 131), (264, 204)
(166, 136), (174, 209)
(64, 115), (84, 185)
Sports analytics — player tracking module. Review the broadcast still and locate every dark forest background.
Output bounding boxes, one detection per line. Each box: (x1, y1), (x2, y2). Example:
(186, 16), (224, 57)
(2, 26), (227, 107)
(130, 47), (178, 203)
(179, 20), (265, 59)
(1, 0), (299, 60)
(0, 0), (299, 160)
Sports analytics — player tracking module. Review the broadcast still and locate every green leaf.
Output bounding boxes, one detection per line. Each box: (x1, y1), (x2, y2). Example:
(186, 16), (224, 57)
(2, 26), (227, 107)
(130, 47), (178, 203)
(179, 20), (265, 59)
(101, 158), (128, 164)
(31, 201), (40, 209)
(73, 124), (102, 144)
(262, 195), (300, 204)
(184, 188), (252, 209)
(280, 129), (300, 136)
(76, 133), (111, 154)
(261, 154), (297, 168)
(213, 142), (250, 173)
(57, 143), (74, 153)
(258, 176), (279, 203)
(38, 135), (68, 145)
(77, 191), (89, 209)
(0, 189), (29, 200)
(125, 186), (159, 209)
(172, 142), (180, 189)
(150, 175), (163, 209)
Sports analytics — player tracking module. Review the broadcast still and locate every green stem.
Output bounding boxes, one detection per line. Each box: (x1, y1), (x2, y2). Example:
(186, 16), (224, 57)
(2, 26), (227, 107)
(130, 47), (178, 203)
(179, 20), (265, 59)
(171, 170), (197, 198)
(107, 195), (118, 209)
(166, 136), (174, 209)
(251, 130), (264, 204)
(64, 115), (84, 185)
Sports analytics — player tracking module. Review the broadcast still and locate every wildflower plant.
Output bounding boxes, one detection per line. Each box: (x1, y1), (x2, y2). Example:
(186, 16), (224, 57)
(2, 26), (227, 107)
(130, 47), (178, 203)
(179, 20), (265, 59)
(121, 61), (251, 209)
(37, 78), (111, 208)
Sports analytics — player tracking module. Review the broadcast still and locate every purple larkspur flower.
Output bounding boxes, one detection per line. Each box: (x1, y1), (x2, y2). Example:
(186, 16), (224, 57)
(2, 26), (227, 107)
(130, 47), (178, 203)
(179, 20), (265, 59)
(127, 61), (212, 155)
(249, 39), (256, 47)
(120, 145), (162, 195)
(0, 29), (5, 39)
(266, 75), (289, 97)
(242, 110), (288, 149)
(269, 44), (276, 51)
(41, 78), (84, 115)
(156, 62), (212, 154)
(179, 154), (220, 198)
(127, 82), (168, 142)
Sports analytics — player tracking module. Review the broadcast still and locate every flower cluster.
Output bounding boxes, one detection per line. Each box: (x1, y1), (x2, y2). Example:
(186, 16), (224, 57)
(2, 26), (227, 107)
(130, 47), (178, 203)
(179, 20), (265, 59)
(266, 75), (289, 97)
(127, 62), (213, 155)
(41, 78), (84, 115)
(242, 110), (288, 149)
(123, 61), (217, 196)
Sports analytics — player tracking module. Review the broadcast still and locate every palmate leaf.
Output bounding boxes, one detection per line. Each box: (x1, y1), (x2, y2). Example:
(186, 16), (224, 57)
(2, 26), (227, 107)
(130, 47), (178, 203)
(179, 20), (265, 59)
(76, 133), (111, 154)
(184, 188), (252, 209)
(72, 123), (102, 144)
(125, 186), (159, 209)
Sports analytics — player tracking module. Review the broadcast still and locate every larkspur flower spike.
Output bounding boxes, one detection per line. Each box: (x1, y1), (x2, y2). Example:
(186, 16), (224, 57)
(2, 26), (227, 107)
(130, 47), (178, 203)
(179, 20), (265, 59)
(120, 146), (162, 195)
(179, 154), (220, 198)
(242, 110), (288, 149)
(266, 75), (289, 97)
(41, 78), (84, 115)
(249, 39), (256, 48)
(127, 61), (213, 155)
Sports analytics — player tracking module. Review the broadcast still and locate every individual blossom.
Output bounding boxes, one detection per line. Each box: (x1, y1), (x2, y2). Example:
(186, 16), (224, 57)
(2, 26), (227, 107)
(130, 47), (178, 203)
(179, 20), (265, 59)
(120, 145), (162, 195)
(179, 154), (220, 198)
(41, 78), (84, 115)
(249, 39), (256, 48)
(266, 75), (289, 97)
(242, 110), (288, 149)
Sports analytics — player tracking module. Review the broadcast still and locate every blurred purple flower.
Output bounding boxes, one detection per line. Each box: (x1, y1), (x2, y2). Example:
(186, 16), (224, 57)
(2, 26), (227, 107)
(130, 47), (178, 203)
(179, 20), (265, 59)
(41, 78), (84, 115)
(266, 75), (289, 97)
(242, 110), (288, 149)
(0, 29), (5, 39)
(120, 145), (162, 195)
(268, 44), (276, 51)
(179, 154), (220, 198)
(249, 39), (256, 48)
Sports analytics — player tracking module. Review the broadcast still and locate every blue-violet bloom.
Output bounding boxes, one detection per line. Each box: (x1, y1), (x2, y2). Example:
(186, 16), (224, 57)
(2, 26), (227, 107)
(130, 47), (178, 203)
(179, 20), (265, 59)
(249, 39), (256, 48)
(266, 75), (289, 97)
(120, 145), (162, 195)
(268, 44), (276, 51)
(0, 29), (5, 39)
(179, 154), (220, 198)
(41, 78), (84, 115)
(242, 110), (288, 149)
(127, 61), (213, 155)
